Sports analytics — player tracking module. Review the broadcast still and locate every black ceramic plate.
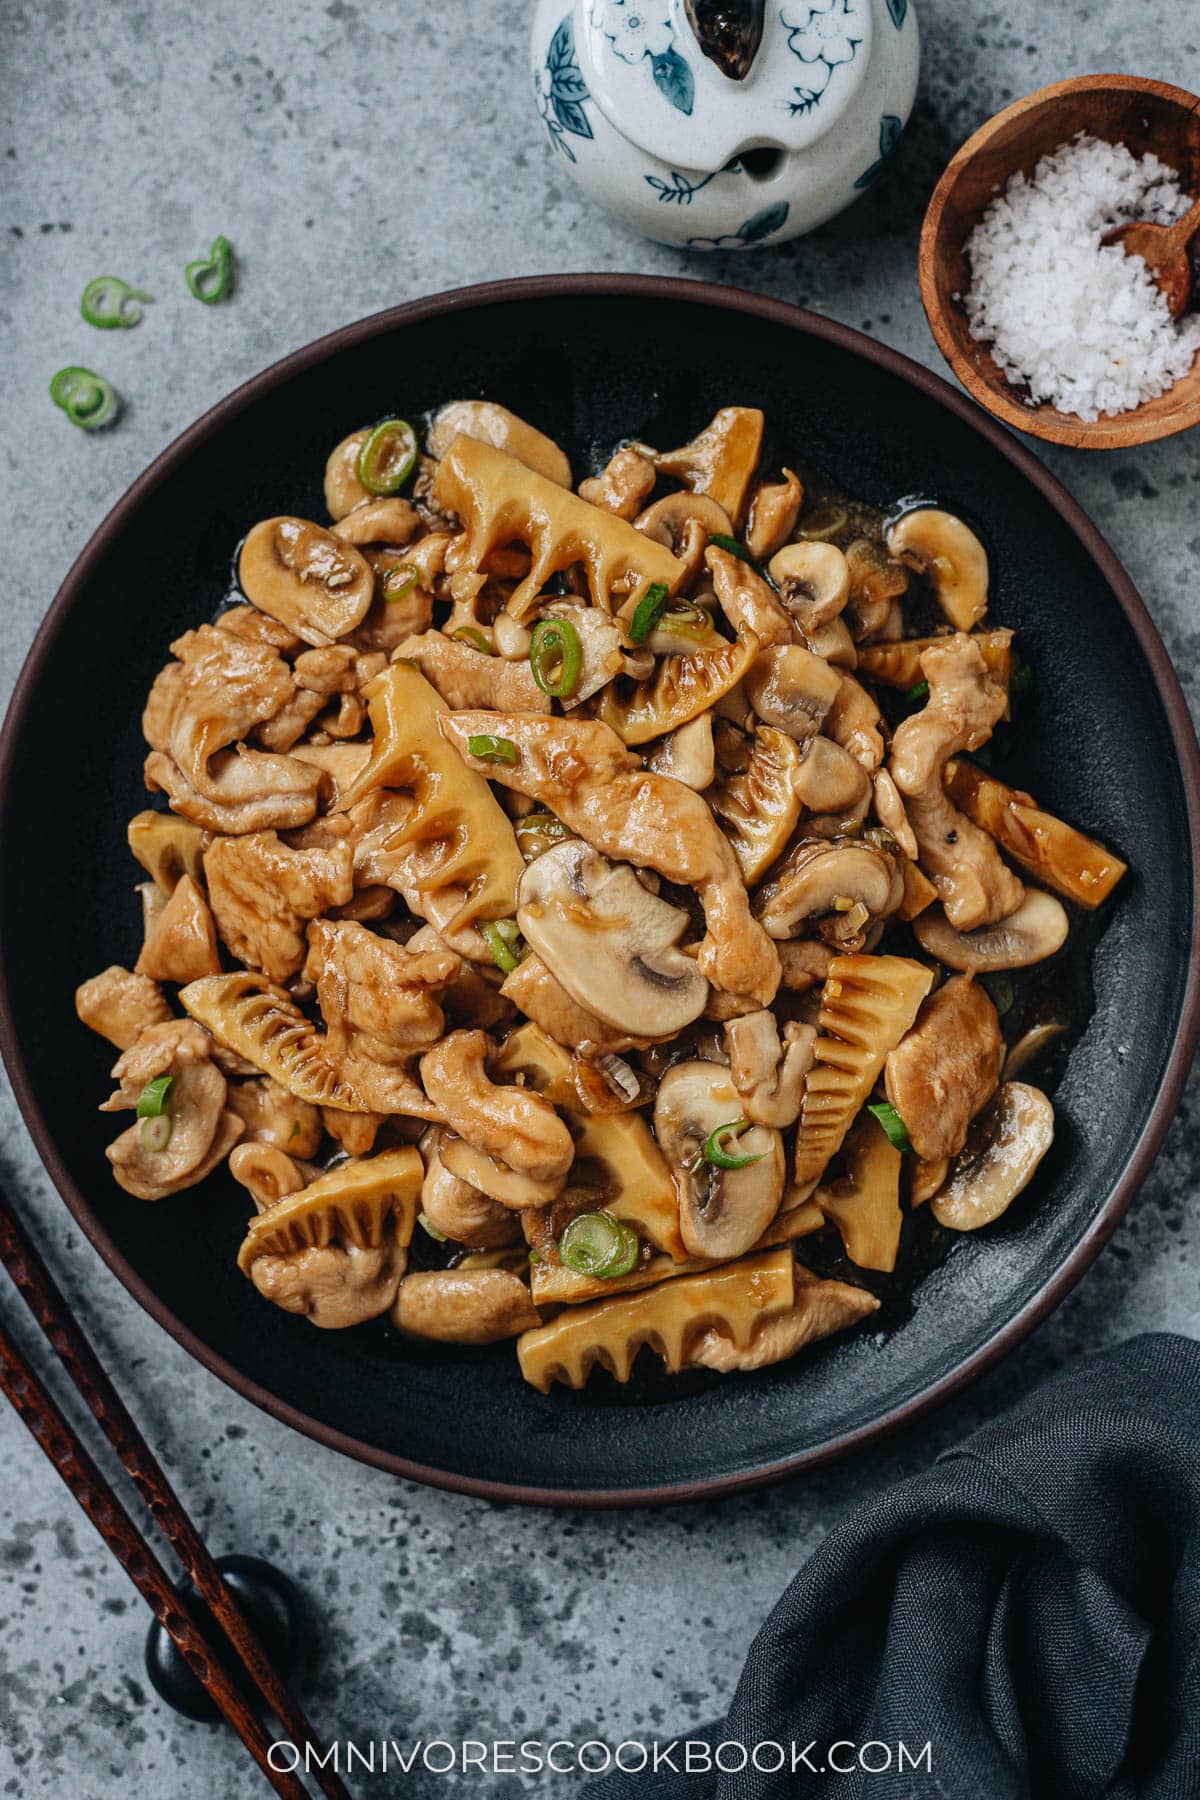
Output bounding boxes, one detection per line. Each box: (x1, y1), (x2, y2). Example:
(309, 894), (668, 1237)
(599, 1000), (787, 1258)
(3, 276), (1197, 1507)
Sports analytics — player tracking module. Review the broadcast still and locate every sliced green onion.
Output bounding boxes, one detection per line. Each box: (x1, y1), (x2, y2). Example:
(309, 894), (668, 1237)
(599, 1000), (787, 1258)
(418, 1213), (448, 1243)
(701, 1119), (764, 1171)
(185, 235), (233, 304)
(356, 417), (418, 495)
(139, 1115), (173, 1153)
(529, 618), (582, 698)
(905, 680), (930, 704)
(453, 625), (496, 654)
(479, 917), (526, 974)
(136, 1075), (174, 1119)
(796, 505), (848, 541)
(81, 275), (151, 330)
(1010, 659), (1034, 695)
(381, 563), (420, 603)
(867, 1100), (912, 1152)
(654, 601), (713, 640)
(467, 733), (517, 764)
(49, 366), (119, 430)
(708, 532), (756, 566)
(558, 1210), (639, 1278)
(627, 581), (671, 645)
(515, 812), (572, 861)
(983, 973), (1015, 1016)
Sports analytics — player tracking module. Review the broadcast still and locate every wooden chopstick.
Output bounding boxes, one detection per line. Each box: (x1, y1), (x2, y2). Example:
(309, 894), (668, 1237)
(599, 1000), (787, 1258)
(0, 1310), (315, 1797)
(0, 1180), (353, 1800)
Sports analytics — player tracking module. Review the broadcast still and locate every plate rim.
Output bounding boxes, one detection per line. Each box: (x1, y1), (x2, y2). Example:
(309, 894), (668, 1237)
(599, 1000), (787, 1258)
(3, 271), (1198, 1508)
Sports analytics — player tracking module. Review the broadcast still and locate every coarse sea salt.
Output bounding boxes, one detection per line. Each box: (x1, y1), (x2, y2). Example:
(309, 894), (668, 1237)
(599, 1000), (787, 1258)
(961, 133), (1200, 421)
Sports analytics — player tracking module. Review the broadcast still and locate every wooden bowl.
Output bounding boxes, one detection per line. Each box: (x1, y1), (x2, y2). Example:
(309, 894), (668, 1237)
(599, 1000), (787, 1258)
(919, 75), (1200, 449)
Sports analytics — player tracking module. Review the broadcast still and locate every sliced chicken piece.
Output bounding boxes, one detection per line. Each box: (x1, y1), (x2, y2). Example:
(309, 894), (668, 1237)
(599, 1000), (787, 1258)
(251, 1242), (400, 1329)
(101, 1019), (242, 1201)
(686, 1266), (879, 1371)
(439, 712), (779, 1012)
(306, 918), (459, 1066)
(395, 631), (549, 712)
(419, 1126), (522, 1249)
(578, 448), (657, 520)
(226, 1077), (323, 1156)
(500, 953), (646, 1055)
(706, 544), (795, 646)
(889, 636), (1024, 931)
(884, 975), (1004, 1162)
(143, 624), (321, 833)
(419, 1030), (573, 1185)
(205, 832), (354, 983)
(394, 1269), (539, 1342)
(76, 965), (172, 1049)
(135, 874), (222, 984)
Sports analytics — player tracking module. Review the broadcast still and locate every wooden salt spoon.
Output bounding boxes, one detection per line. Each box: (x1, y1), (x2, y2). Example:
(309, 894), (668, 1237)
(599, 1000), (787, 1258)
(1102, 194), (1200, 319)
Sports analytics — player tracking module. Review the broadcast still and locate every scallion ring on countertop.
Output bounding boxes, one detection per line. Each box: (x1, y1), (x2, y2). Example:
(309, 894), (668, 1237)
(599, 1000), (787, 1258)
(356, 417), (418, 496)
(867, 1099), (912, 1153)
(708, 532), (756, 566)
(49, 366), (119, 430)
(381, 563), (420, 603)
(139, 1115), (173, 1153)
(467, 733), (518, 764)
(479, 917), (527, 974)
(185, 235), (233, 304)
(453, 626), (496, 654)
(136, 1075), (174, 1119)
(701, 1120), (764, 1171)
(81, 275), (152, 330)
(558, 1211), (639, 1279)
(627, 581), (670, 645)
(529, 618), (582, 698)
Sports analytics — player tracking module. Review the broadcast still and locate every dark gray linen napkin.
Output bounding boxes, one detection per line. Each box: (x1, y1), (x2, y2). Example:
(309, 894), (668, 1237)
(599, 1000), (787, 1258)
(587, 1335), (1200, 1799)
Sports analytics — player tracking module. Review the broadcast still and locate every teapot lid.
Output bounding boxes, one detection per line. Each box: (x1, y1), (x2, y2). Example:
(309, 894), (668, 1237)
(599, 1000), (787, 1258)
(576, 0), (874, 170)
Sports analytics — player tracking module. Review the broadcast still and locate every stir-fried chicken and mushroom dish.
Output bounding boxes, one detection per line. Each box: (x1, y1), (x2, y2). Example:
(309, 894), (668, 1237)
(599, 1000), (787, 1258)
(76, 402), (1127, 1393)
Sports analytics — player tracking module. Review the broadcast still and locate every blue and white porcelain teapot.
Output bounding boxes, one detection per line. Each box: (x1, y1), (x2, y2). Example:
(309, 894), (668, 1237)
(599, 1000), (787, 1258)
(530, 0), (919, 248)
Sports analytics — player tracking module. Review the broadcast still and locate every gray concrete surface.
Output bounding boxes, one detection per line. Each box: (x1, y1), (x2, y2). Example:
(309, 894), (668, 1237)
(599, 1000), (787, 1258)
(2, 2), (1199, 1794)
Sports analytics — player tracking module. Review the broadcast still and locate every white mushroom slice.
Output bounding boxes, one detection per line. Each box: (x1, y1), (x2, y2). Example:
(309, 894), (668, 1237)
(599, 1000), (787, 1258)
(516, 839), (708, 1039)
(228, 1142), (314, 1213)
(931, 1082), (1054, 1230)
(724, 1012), (815, 1129)
(767, 541), (851, 628)
(844, 538), (909, 640)
(913, 890), (1069, 972)
(792, 736), (872, 818)
(238, 517), (374, 647)
(646, 714), (715, 790)
(635, 493), (734, 586)
(492, 612), (533, 660)
(426, 400), (571, 487)
(654, 1061), (784, 1259)
(393, 1269), (540, 1343)
(323, 428), (371, 521)
(887, 508), (988, 632)
(744, 644), (843, 740)
(755, 839), (904, 945)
